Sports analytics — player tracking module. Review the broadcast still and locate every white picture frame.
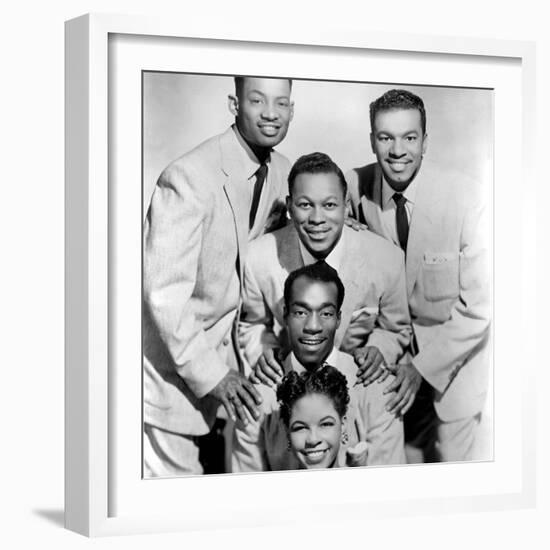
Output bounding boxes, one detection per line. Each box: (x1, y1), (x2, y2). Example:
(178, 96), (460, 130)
(65, 13), (536, 537)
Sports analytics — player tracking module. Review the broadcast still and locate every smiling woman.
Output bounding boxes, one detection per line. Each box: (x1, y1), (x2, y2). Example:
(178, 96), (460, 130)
(276, 366), (350, 469)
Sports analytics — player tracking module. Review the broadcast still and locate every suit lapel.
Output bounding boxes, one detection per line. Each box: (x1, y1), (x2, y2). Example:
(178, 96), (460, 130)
(364, 165), (388, 239)
(250, 156), (276, 239)
(405, 172), (437, 296)
(277, 226), (305, 274)
(220, 129), (249, 285)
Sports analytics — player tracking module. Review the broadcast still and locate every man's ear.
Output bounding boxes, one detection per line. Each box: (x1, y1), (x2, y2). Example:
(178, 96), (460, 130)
(228, 94), (239, 117)
(285, 195), (292, 219)
(369, 132), (375, 154)
(336, 310), (342, 329)
(289, 101), (295, 121)
(422, 133), (428, 156)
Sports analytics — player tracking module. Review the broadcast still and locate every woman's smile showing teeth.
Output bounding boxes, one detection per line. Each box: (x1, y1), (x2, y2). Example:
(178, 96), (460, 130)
(302, 448), (329, 463)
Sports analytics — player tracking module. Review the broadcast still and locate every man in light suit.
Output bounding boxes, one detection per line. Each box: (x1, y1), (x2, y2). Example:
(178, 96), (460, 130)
(346, 89), (491, 462)
(240, 152), (411, 386)
(143, 77), (294, 476)
(233, 262), (405, 472)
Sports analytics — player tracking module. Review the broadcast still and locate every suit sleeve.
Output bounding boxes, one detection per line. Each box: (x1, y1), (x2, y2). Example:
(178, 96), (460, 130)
(143, 165), (229, 398)
(364, 248), (411, 365)
(231, 415), (270, 472)
(412, 198), (491, 394)
(232, 386), (275, 472)
(354, 381), (406, 465)
(238, 253), (279, 370)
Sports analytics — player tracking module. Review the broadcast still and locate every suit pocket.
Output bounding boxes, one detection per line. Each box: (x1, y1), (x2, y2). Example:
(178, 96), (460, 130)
(422, 253), (459, 301)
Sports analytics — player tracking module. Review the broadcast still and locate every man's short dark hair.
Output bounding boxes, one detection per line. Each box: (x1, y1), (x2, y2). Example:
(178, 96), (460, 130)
(234, 76), (293, 98)
(287, 152), (347, 197)
(370, 89), (427, 135)
(283, 261), (345, 312)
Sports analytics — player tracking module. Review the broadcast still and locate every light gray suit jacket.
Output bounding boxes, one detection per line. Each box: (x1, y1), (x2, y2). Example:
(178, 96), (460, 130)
(239, 224), (411, 371)
(143, 126), (290, 435)
(346, 161), (491, 421)
(232, 349), (406, 472)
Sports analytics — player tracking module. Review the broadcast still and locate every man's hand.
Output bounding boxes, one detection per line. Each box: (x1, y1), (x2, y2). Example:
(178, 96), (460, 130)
(208, 371), (263, 426)
(353, 346), (389, 386)
(344, 216), (367, 231)
(249, 348), (283, 387)
(383, 363), (423, 417)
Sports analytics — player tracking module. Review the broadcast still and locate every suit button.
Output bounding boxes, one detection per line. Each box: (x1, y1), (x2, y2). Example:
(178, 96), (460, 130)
(222, 338), (230, 346)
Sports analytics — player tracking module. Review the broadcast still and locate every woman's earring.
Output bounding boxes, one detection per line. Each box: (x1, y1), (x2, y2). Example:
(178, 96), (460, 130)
(341, 431), (349, 445)
(287, 439), (291, 452)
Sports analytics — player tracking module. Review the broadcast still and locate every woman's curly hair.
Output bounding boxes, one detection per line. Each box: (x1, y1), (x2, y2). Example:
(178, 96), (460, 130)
(276, 365), (350, 427)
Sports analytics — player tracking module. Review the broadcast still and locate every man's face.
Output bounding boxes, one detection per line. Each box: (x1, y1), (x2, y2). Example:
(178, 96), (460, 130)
(229, 78), (293, 149)
(287, 172), (346, 259)
(288, 393), (343, 469)
(285, 276), (340, 369)
(370, 108), (428, 193)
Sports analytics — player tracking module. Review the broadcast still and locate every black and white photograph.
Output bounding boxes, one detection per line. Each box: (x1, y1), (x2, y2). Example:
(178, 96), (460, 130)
(142, 73), (493, 477)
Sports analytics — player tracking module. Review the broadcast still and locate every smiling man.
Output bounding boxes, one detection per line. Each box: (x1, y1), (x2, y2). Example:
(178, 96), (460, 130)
(232, 262), (405, 471)
(143, 76), (294, 476)
(346, 89), (491, 462)
(239, 152), (410, 387)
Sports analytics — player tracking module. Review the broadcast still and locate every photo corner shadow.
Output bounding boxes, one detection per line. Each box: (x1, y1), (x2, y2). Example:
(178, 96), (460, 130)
(33, 508), (65, 528)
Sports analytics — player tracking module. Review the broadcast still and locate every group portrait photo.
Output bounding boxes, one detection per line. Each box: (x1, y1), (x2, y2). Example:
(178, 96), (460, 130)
(141, 72), (493, 478)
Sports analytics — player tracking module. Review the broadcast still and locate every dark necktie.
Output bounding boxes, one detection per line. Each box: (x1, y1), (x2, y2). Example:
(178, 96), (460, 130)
(249, 162), (268, 230)
(392, 193), (409, 253)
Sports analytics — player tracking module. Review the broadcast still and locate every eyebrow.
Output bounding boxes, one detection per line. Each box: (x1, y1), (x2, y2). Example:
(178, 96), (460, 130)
(290, 301), (337, 309)
(294, 195), (341, 201)
(247, 89), (290, 100)
(376, 129), (419, 136)
(289, 415), (337, 428)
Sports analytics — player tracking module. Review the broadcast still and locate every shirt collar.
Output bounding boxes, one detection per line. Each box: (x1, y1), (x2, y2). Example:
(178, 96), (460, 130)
(381, 171), (420, 210)
(231, 124), (271, 180)
(287, 348), (340, 375)
(297, 227), (346, 272)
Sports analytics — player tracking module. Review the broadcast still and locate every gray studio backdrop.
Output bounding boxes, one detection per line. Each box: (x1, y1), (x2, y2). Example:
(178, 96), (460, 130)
(143, 73), (493, 214)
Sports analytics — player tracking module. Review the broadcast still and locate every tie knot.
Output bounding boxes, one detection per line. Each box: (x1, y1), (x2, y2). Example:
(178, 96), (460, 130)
(256, 161), (268, 177)
(392, 193), (406, 207)
(254, 163), (268, 186)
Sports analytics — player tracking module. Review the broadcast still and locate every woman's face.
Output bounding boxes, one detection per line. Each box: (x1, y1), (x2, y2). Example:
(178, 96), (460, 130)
(287, 393), (343, 469)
